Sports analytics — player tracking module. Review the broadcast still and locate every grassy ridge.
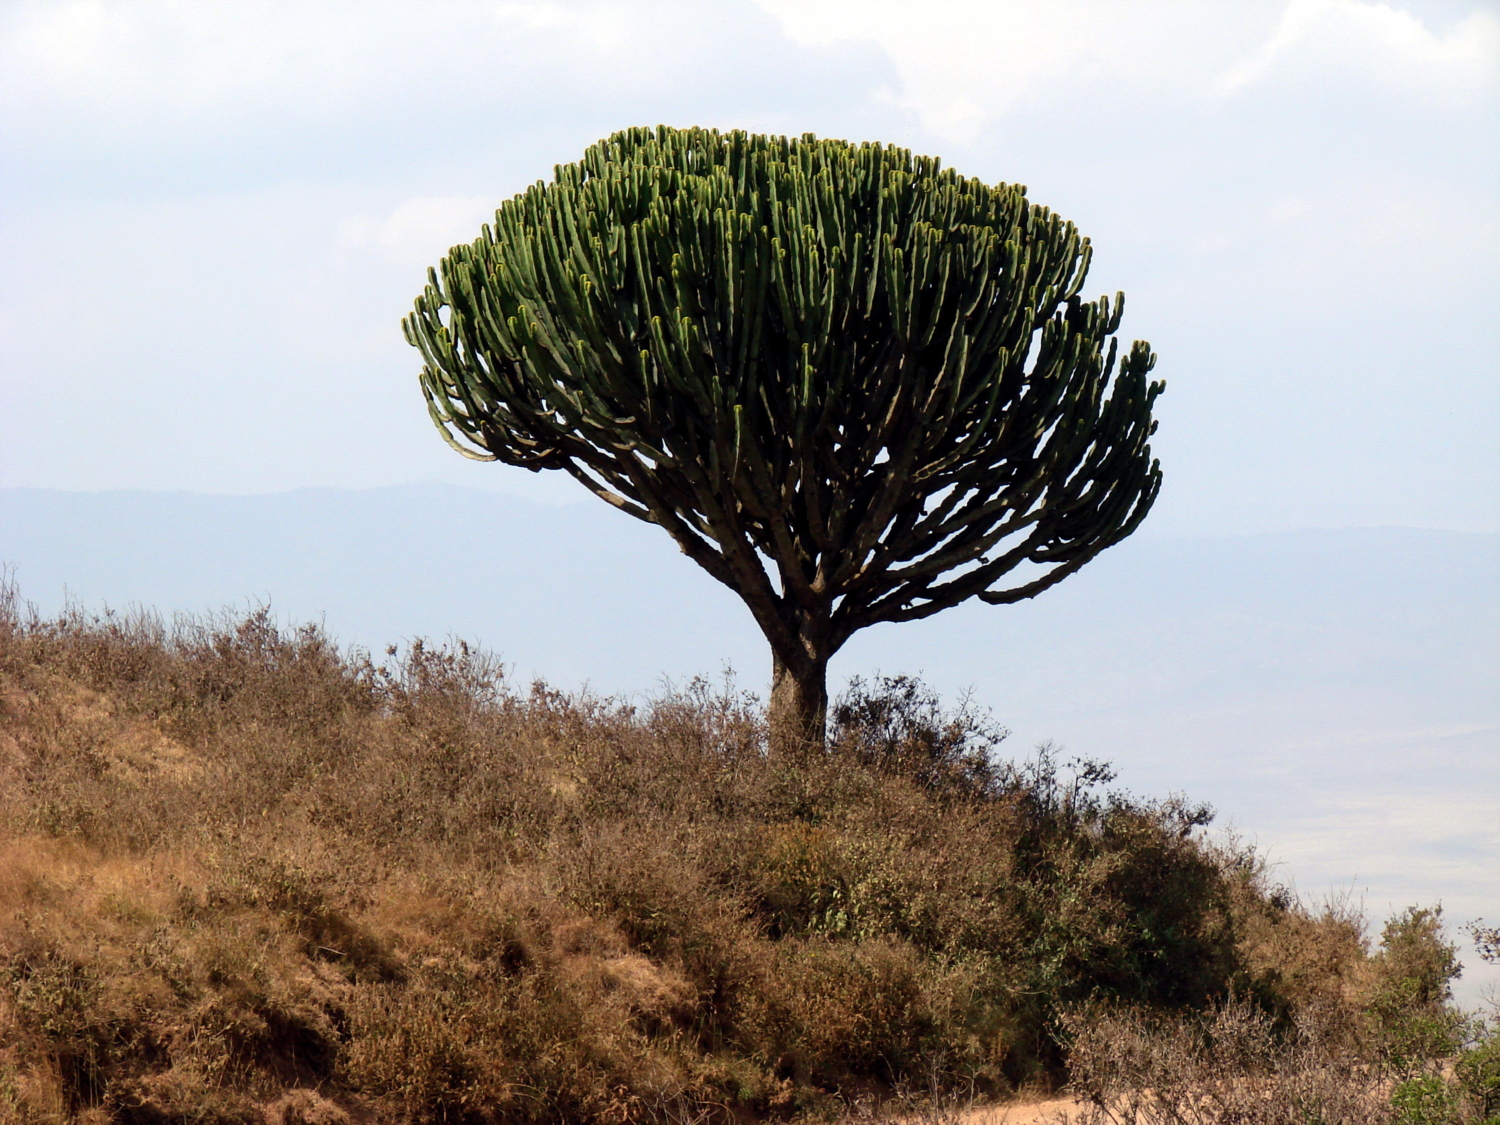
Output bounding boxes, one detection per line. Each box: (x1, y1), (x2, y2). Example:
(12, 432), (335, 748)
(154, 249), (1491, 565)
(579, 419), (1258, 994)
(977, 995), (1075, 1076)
(0, 583), (1480, 1122)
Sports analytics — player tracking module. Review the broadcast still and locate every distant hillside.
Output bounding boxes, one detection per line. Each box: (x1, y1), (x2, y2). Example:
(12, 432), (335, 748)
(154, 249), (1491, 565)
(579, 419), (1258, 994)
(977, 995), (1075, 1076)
(3, 485), (1497, 1002)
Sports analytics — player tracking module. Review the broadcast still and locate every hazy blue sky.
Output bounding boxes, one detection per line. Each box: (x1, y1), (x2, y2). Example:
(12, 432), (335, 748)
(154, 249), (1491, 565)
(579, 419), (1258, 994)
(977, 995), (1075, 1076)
(2, 0), (1497, 535)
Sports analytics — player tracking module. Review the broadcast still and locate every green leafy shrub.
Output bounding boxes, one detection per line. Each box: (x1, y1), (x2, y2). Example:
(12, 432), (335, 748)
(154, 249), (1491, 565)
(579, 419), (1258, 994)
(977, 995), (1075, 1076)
(1369, 907), (1467, 1074)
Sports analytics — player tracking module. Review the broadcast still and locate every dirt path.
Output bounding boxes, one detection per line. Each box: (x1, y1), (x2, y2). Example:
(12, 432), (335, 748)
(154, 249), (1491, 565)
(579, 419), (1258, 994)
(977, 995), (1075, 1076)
(889, 1095), (1084, 1124)
(979, 1098), (1082, 1123)
(978, 1098), (1082, 1123)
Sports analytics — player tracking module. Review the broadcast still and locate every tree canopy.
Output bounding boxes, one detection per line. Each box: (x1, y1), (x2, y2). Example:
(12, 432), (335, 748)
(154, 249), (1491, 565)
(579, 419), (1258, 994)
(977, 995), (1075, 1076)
(405, 125), (1163, 746)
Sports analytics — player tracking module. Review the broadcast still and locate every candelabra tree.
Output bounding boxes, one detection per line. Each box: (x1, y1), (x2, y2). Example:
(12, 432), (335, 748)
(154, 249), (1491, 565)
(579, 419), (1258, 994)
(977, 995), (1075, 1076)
(405, 126), (1164, 752)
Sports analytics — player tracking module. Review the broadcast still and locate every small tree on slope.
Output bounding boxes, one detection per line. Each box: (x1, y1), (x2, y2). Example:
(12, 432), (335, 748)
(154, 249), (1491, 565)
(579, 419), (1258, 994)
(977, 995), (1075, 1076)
(404, 126), (1163, 751)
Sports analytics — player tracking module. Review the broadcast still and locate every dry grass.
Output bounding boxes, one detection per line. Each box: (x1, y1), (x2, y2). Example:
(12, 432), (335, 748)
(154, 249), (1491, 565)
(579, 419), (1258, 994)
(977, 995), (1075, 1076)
(1060, 998), (1393, 1123)
(1055, 908), (1500, 1125)
(0, 576), (1478, 1123)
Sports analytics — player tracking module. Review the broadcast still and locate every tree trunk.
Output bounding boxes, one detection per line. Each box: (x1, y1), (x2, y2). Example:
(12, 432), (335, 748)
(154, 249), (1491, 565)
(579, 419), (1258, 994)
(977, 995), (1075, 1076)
(769, 651), (828, 756)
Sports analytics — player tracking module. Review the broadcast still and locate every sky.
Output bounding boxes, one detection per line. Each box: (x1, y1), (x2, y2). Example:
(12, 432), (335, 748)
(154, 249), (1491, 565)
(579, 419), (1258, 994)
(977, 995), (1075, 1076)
(1, 1), (1498, 994)
(1, 0), (1497, 535)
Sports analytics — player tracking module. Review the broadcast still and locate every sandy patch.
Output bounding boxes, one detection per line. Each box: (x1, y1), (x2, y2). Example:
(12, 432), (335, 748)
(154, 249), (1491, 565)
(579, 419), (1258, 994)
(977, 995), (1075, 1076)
(887, 1096), (1083, 1125)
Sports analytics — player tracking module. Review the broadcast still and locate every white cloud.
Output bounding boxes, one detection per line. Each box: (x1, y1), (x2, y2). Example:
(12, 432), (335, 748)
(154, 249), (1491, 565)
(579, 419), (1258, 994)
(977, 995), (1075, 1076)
(338, 196), (495, 265)
(755, 0), (1270, 141)
(1219, 0), (1500, 98)
(754, 0), (1500, 140)
(8, 0), (116, 82)
(0, 0), (633, 137)
(1268, 196), (1312, 222)
(3, 0), (356, 125)
(494, 1), (629, 50)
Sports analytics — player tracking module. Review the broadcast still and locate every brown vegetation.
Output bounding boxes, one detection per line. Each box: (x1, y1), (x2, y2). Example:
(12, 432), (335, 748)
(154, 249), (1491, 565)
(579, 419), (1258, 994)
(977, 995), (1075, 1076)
(1057, 908), (1500, 1125)
(0, 577), (1491, 1123)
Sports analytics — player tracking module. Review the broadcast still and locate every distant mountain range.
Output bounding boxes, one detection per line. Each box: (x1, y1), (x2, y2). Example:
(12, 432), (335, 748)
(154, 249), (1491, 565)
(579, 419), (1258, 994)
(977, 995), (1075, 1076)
(4, 484), (1497, 1001)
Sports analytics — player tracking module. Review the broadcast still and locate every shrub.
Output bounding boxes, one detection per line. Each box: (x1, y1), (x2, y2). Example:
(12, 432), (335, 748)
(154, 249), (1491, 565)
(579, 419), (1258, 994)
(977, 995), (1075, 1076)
(1369, 907), (1468, 1074)
(1062, 997), (1395, 1124)
(0, 581), (1409, 1121)
(1062, 906), (1500, 1125)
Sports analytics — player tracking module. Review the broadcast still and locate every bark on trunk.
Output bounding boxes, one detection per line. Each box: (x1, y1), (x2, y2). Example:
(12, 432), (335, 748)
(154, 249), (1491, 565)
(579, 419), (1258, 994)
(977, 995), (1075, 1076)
(769, 651), (828, 756)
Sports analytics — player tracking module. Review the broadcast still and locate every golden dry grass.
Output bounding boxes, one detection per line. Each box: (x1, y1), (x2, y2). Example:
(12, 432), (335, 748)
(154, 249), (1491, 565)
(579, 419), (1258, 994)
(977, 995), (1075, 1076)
(0, 580), (1485, 1124)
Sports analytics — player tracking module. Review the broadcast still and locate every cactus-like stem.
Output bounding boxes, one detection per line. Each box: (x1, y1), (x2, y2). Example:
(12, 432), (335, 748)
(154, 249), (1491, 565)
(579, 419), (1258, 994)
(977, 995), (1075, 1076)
(406, 126), (1164, 748)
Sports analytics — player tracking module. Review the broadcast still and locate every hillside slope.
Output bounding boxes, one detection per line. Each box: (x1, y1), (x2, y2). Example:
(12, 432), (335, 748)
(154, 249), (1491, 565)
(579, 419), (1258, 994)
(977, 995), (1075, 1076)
(3, 487), (1496, 1002)
(0, 588), (1396, 1123)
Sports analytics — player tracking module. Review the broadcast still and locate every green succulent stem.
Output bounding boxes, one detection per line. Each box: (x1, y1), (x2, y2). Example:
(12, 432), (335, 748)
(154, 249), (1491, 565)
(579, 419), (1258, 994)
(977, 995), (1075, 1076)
(405, 125), (1163, 751)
